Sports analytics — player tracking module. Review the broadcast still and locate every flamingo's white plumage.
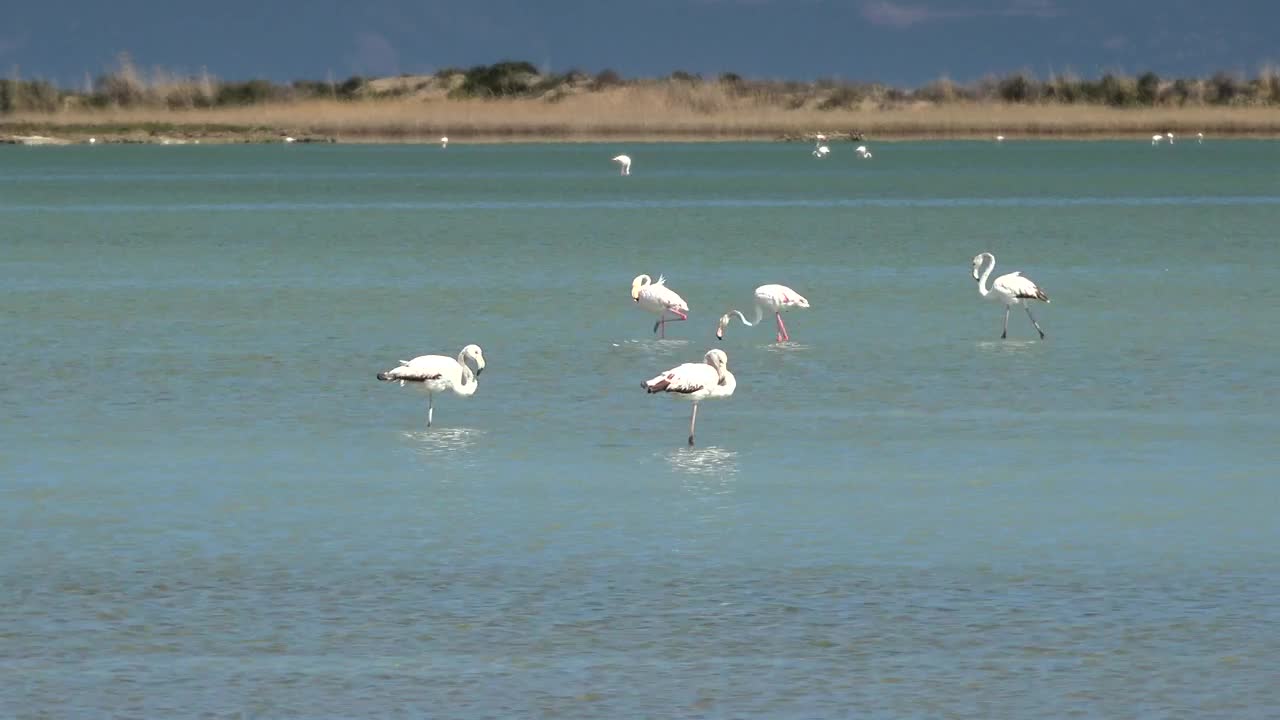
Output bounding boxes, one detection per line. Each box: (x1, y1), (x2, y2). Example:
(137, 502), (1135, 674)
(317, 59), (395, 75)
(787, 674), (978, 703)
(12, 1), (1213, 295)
(855, 145), (872, 159)
(971, 253), (1050, 339)
(88, 137), (97, 144)
(1197, 132), (1204, 143)
(995, 134), (1005, 142)
(813, 145), (831, 158)
(1152, 134), (1164, 145)
(612, 154), (632, 175)
(1166, 132), (1175, 144)
(632, 274), (690, 337)
(441, 136), (449, 148)
(376, 344), (485, 427)
(642, 349), (737, 446)
(284, 136), (296, 143)
(717, 284), (811, 343)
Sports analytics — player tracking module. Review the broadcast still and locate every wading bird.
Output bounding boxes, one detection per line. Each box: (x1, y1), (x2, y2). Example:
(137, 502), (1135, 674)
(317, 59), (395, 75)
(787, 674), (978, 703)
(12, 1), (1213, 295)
(612, 154), (632, 175)
(855, 145), (872, 159)
(716, 284), (811, 343)
(632, 274), (690, 338)
(376, 344), (486, 427)
(642, 349), (736, 446)
(971, 253), (1050, 339)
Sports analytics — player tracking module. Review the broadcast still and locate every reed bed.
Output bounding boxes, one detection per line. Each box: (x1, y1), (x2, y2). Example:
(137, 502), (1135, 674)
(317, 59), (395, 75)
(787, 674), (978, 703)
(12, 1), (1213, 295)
(6, 83), (1280, 142)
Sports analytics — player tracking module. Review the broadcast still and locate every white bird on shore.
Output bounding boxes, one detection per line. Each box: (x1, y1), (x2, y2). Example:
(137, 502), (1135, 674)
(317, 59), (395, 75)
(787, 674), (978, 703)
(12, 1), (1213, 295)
(612, 154), (632, 175)
(284, 136), (296, 143)
(441, 136), (449, 148)
(855, 145), (872, 159)
(376, 344), (486, 427)
(717, 284), (810, 343)
(1166, 132), (1175, 144)
(1151, 134), (1164, 145)
(88, 137), (97, 144)
(995, 134), (1005, 142)
(632, 274), (689, 338)
(971, 253), (1050, 339)
(642, 349), (737, 446)
(812, 145), (831, 158)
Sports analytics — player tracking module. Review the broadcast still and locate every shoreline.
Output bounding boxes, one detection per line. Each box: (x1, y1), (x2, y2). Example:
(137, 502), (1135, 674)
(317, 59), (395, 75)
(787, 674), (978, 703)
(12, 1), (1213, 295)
(5, 100), (1280, 145)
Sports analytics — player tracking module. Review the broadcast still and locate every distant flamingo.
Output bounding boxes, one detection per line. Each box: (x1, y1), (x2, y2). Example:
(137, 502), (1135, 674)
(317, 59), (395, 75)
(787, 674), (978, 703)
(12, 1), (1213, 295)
(813, 145), (831, 158)
(376, 344), (486, 427)
(995, 134), (1005, 142)
(612, 154), (632, 175)
(1152, 134), (1164, 145)
(717, 284), (811, 343)
(441, 136), (449, 148)
(1197, 132), (1204, 143)
(1166, 132), (1175, 144)
(632, 274), (690, 338)
(971, 253), (1050, 339)
(855, 145), (872, 159)
(642, 349), (737, 446)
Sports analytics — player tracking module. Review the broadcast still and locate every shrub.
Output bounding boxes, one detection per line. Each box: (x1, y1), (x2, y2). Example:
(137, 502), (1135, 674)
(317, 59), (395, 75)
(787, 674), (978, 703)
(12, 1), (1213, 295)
(998, 73), (1037, 103)
(1136, 72), (1160, 105)
(455, 60), (540, 97)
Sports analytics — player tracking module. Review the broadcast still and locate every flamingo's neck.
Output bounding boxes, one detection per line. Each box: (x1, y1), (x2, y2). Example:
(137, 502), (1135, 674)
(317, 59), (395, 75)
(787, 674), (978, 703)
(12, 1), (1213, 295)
(977, 255), (995, 297)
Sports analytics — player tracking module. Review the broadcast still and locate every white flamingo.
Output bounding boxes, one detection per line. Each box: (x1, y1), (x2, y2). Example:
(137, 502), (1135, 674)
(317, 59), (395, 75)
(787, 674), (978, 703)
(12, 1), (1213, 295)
(1166, 132), (1175, 144)
(855, 145), (872, 159)
(717, 284), (811, 343)
(812, 145), (831, 158)
(612, 154), (632, 176)
(441, 136), (449, 148)
(995, 134), (1005, 142)
(632, 274), (690, 338)
(1151, 134), (1164, 145)
(642, 349), (737, 446)
(971, 253), (1050, 339)
(1197, 132), (1204, 144)
(284, 136), (296, 143)
(376, 344), (485, 427)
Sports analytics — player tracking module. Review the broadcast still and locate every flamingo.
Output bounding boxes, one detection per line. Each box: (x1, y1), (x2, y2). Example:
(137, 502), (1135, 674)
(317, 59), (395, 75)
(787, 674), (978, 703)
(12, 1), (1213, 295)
(612, 154), (632, 176)
(971, 253), (1050, 339)
(284, 136), (296, 143)
(88, 137), (97, 144)
(441, 136), (449, 148)
(632, 274), (690, 338)
(855, 145), (872, 159)
(376, 344), (485, 427)
(642, 349), (737, 446)
(717, 284), (810, 343)
(995, 134), (1005, 142)
(1166, 132), (1175, 144)
(1151, 134), (1164, 145)
(812, 145), (831, 158)
(1197, 132), (1204, 144)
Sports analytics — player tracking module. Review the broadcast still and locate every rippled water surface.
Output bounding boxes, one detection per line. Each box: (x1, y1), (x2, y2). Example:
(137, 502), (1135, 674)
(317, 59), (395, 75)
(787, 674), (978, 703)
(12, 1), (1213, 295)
(3, 141), (1279, 718)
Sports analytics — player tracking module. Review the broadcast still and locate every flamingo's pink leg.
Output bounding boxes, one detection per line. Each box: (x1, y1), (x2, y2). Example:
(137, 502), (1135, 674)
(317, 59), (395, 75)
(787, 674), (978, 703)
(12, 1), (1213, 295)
(776, 312), (790, 342)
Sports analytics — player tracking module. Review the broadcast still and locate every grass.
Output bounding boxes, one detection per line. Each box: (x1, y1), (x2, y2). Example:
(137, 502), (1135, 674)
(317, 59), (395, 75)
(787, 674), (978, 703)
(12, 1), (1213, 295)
(5, 83), (1280, 143)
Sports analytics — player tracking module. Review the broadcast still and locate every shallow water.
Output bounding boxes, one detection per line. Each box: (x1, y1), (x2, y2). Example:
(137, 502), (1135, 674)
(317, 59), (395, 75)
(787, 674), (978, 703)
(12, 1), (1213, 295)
(3, 140), (1279, 718)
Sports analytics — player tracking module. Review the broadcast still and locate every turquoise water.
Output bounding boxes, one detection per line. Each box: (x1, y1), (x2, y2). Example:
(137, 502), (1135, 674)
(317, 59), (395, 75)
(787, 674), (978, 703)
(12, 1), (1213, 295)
(3, 141), (1279, 718)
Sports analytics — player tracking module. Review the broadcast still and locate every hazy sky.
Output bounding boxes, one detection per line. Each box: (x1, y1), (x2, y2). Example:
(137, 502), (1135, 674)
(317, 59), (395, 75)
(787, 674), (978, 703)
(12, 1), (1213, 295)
(2, 0), (1274, 87)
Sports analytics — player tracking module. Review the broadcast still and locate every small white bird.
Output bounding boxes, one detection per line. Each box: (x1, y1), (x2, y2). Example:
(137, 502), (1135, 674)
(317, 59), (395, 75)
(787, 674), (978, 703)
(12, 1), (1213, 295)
(612, 154), (632, 176)
(1166, 132), (1175, 144)
(642, 349), (737, 446)
(1197, 132), (1204, 144)
(995, 134), (1005, 142)
(284, 136), (296, 144)
(971, 253), (1050, 339)
(632, 274), (690, 337)
(376, 344), (486, 427)
(812, 145), (831, 158)
(855, 145), (872, 159)
(717, 284), (811, 343)
(441, 136), (449, 148)
(88, 137), (97, 144)
(1152, 134), (1164, 145)
(813, 133), (828, 143)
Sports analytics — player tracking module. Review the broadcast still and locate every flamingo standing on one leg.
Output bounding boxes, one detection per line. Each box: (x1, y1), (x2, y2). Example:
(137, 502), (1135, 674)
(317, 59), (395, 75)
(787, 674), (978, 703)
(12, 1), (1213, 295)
(717, 284), (811, 343)
(642, 349), (737, 446)
(612, 155), (632, 176)
(632, 274), (690, 338)
(971, 253), (1050, 339)
(376, 344), (486, 427)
